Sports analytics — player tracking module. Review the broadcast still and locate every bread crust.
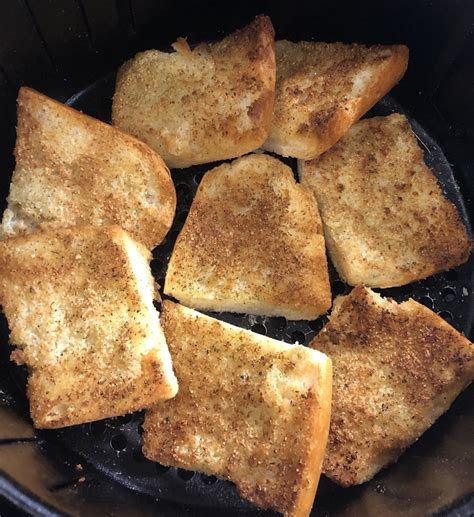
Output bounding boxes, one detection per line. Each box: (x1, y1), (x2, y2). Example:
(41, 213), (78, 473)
(310, 286), (474, 486)
(0, 225), (178, 428)
(2, 87), (176, 249)
(299, 114), (471, 287)
(143, 301), (332, 515)
(263, 41), (408, 159)
(164, 153), (331, 319)
(112, 16), (276, 168)
(292, 357), (332, 515)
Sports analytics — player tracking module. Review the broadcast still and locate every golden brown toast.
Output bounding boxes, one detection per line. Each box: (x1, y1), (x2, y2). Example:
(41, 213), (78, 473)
(309, 285), (474, 486)
(143, 301), (332, 516)
(0, 226), (178, 428)
(1, 87), (176, 249)
(263, 40), (408, 159)
(299, 114), (471, 287)
(112, 16), (276, 168)
(164, 153), (331, 320)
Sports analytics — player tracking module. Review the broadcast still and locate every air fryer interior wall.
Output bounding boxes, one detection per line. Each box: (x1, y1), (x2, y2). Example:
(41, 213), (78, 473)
(0, 0), (473, 515)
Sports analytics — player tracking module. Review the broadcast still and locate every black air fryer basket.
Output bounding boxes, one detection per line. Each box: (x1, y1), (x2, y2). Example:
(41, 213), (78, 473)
(0, 1), (473, 515)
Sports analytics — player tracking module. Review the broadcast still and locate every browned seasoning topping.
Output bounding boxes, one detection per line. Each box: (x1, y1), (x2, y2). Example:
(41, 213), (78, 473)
(112, 16), (276, 169)
(0, 225), (177, 429)
(263, 40), (408, 158)
(5, 87), (175, 249)
(164, 153), (331, 319)
(310, 286), (474, 486)
(143, 301), (332, 515)
(300, 114), (471, 287)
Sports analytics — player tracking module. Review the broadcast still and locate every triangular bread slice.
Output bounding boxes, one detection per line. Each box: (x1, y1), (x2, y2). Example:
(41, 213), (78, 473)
(112, 16), (276, 169)
(263, 40), (408, 159)
(0, 225), (178, 428)
(143, 301), (332, 516)
(2, 87), (176, 249)
(299, 114), (471, 287)
(309, 285), (474, 487)
(164, 153), (331, 319)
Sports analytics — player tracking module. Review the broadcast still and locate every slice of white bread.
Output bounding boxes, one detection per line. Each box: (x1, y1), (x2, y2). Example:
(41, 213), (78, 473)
(0, 225), (178, 428)
(112, 16), (276, 169)
(263, 40), (408, 159)
(164, 153), (331, 319)
(299, 114), (471, 287)
(1, 87), (176, 249)
(143, 301), (332, 516)
(309, 285), (474, 487)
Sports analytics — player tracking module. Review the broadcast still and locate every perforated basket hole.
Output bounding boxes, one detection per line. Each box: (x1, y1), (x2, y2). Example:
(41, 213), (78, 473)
(438, 310), (453, 323)
(110, 434), (128, 451)
(290, 330), (306, 345)
(270, 317), (287, 330)
(442, 287), (456, 302)
(201, 474), (217, 485)
(177, 468), (195, 481)
(251, 323), (266, 335)
(309, 316), (328, 333)
(194, 171), (205, 184)
(418, 296), (434, 309)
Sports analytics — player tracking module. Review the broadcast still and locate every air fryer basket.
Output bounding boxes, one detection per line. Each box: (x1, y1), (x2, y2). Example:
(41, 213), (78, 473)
(0, 1), (473, 516)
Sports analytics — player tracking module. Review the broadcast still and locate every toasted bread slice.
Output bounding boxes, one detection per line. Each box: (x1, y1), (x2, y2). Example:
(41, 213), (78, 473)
(299, 114), (471, 287)
(1, 87), (176, 249)
(309, 285), (474, 486)
(143, 301), (332, 516)
(263, 40), (408, 159)
(112, 16), (276, 169)
(164, 154), (331, 319)
(0, 226), (178, 428)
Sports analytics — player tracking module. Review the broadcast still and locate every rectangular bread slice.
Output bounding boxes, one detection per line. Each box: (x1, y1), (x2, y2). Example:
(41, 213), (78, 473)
(299, 114), (471, 287)
(2, 87), (176, 250)
(263, 40), (408, 159)
(112, 16), (276, 169)
(0, 226), (178, 428)
(309, 286), (474, 486)
(143, 301), (332, 516)
(164, 153), (331, 320)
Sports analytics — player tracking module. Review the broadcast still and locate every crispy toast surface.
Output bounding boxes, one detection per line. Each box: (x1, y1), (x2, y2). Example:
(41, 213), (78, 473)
(164, 153), (331, 319)
(0, 226), (178, 428)
(299, 114), (471, 287)
(144, 301), (332, 516)
(310, 286), (474, 486)
(2, 87), (176, 249)
(263, 40), (408, 159)
(112, 16), (276, 168)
